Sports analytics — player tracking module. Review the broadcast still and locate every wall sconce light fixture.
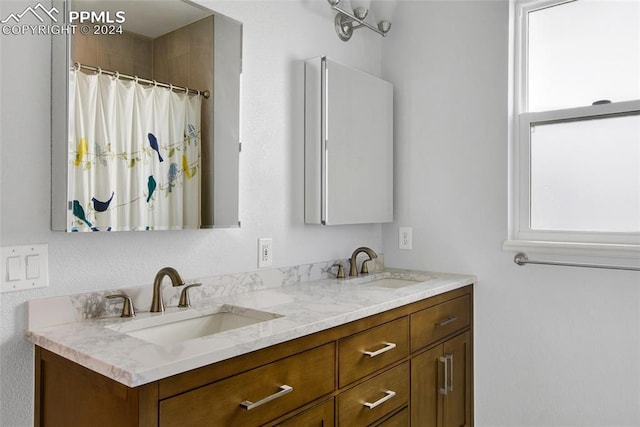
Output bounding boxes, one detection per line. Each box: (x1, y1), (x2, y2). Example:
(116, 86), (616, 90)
(327, 0), (395, 42)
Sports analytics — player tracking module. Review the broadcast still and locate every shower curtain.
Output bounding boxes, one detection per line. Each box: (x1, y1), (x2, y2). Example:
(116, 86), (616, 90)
(68, 70), (201, 231)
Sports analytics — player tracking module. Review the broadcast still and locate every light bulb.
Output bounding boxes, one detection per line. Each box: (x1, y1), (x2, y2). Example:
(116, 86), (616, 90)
(372, 0), (395, 33)
(351, 0), (371, 20)
(373, 0), (395, 20)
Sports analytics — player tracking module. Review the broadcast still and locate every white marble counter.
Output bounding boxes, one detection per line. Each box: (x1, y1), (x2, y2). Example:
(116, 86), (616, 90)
(25, 268), (474, 387)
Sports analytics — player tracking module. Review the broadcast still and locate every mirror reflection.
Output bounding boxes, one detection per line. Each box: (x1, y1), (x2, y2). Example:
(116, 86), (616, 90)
(52, 0), (242, 231)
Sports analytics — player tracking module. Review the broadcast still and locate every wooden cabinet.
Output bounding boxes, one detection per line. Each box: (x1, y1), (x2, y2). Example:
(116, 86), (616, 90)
(34, 285), (473, 427)
(411, 295), (473, 427)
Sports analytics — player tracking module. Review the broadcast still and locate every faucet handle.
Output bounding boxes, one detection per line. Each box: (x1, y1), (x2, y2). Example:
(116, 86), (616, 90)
(331, 263), (345, 279)
(178, 283), (202, 308)
(361, 259), (370, 275)
(106, 294), (136, 318)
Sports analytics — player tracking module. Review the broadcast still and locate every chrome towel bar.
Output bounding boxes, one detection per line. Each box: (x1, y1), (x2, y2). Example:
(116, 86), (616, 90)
(514, 252), (640, 272)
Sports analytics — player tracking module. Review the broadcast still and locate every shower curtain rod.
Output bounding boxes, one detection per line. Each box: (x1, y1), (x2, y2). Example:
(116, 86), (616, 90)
(74, 63), (210, 99)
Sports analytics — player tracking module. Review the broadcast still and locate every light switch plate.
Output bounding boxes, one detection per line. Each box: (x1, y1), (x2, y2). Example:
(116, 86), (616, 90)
(1, 244), (49, 293)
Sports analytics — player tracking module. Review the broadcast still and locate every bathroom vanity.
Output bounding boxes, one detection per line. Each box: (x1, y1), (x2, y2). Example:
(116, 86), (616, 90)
(28, 268), (474, 426)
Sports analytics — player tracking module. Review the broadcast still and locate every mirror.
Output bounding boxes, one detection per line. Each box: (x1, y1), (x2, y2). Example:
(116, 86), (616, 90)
(51, 0), (241, 231)
(304, 57), (393, 225)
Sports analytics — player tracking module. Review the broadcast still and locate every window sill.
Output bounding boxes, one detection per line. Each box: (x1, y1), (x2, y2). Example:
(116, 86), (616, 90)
(503, 240), (640, 260)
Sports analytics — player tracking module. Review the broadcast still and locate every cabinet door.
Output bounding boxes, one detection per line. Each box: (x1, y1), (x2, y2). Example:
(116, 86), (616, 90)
(304, 56), (393, 225)
(442, 331), (472, 427)
(410, 345), (442, 427)
(411, 331), (472, 427)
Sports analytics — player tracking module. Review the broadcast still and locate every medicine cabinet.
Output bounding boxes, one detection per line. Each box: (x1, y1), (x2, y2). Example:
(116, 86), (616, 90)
(304, 57), (393, 225)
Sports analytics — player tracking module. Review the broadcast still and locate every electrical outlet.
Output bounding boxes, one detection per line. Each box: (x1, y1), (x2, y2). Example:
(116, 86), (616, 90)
(258, 238), (273, 268)
(399, 227), (412, 250)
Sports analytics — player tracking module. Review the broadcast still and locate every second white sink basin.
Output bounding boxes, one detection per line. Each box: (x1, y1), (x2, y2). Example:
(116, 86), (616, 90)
(107, 305), (282, 346)
(364, 278), (421, 289)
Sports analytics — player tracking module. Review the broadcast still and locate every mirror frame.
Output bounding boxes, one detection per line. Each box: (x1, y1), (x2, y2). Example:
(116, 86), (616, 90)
(51, 0), (242, 231)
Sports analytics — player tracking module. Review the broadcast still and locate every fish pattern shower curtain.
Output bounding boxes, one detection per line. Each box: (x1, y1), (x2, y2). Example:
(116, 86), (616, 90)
(68, 70), (201, 231)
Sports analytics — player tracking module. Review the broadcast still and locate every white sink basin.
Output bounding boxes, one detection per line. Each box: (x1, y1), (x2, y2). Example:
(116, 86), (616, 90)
(106, 305), (282, 346)
(364, 278), (421, 289)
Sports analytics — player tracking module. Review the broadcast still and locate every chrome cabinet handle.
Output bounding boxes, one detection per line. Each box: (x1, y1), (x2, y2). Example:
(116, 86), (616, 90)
(439, 354), (454, 395)
(363, 390), (396, 409)
(240, 385), (293, 410)
(447, 353), (454, 392)
(435, 316), (457, 328)
(363, 342), (397, 358)
(439, 356), (448, 395)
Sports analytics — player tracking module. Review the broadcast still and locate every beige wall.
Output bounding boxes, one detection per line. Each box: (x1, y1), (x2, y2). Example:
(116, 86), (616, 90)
(73, 31), (153, 79)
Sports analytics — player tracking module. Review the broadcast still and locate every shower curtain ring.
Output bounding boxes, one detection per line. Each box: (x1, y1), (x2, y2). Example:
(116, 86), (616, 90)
(169, 83), (174, 92)
(153, 80), (158, 87)
(184, 87), (189, 95)
(197, 89), (200, 97)
(96, 67), (103, 75)
(113, 71), (120, 80)
(134, 76), (139, 84)
(74, 62), (81, 72)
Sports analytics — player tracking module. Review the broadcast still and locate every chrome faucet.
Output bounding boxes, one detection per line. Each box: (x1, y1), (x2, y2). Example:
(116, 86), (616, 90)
(349, 247), (378, 277)
(150, 267), (185, 312)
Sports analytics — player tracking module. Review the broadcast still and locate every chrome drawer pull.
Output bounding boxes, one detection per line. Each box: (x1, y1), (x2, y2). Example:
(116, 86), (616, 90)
(240, 385), (293, 410)
(363, 390), (396, 409)
(363, 342), (396, 358)
(435, 316), (457, 328)
(439, 356), (448, 395)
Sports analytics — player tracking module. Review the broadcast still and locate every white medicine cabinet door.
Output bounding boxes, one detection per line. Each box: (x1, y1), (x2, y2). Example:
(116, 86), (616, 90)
(305, 57), (393, 225)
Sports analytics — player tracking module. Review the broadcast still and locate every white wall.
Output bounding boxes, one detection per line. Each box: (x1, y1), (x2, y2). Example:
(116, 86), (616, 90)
(2, 1), (639, 426)
(0, 1), (385, 425)
(381, 1), (640, 426)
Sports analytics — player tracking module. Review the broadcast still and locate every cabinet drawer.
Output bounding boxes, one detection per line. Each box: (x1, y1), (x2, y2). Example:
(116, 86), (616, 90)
(377, 407), (409, 427)
(338, 362), (409, 426)
(339, 317), (409, 387)
(159, 343), (335, 427)
(411, 295), (470, 352)
(276, 398), (334, 426)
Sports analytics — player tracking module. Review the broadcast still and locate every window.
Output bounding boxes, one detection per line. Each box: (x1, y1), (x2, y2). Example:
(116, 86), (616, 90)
(508, 0), (640, 255)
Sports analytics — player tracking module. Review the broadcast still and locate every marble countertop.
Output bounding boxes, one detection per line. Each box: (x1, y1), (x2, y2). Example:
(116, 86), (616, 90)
(25, 268), (474, 387)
